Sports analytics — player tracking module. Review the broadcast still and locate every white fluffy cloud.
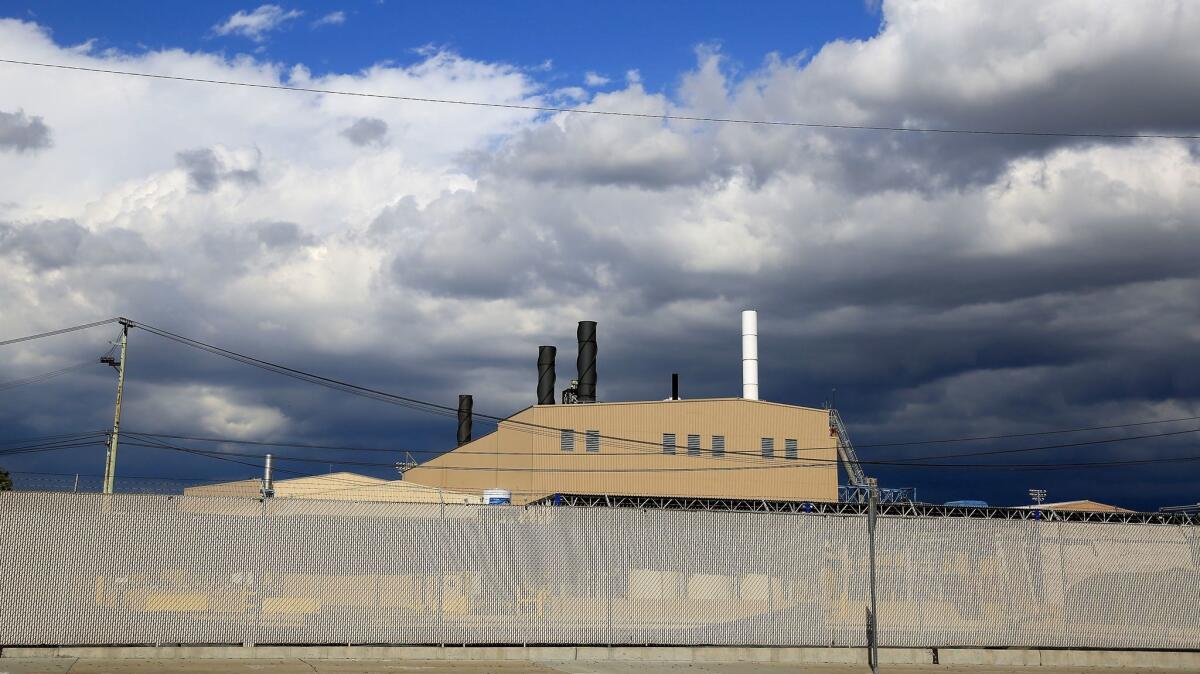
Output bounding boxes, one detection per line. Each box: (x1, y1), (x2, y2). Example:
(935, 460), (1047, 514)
(3, 0), (1200, 506)
(312, 11), (346, 28)
(213, 4), (304, 41)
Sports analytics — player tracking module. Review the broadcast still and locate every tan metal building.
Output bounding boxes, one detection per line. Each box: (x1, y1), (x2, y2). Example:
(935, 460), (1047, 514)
(184, 471), (483, 504)
(403, 398), (840, 505)
(1016, 499), (1132, 513)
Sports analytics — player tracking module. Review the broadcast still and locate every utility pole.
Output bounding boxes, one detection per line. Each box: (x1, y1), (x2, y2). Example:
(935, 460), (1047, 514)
(867, 476), (880, 674)
(101, 320), (130, 495)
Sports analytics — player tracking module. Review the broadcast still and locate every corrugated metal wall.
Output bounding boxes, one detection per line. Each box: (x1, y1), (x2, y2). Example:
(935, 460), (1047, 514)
(2, 492), (1198, 648)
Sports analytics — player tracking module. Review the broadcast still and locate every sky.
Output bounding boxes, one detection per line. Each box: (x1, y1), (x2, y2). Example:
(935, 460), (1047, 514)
(1, 0), (1199, 510)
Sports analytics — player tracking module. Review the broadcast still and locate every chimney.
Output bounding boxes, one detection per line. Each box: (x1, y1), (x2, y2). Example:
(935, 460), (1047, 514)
(537, 346), (557, 405)
(457, 394), (473, 446)
(672, 373), (680, 400)
(742, 310), (758, 400)
(576, 320), (597, 403)
(261, 453), (274, 498)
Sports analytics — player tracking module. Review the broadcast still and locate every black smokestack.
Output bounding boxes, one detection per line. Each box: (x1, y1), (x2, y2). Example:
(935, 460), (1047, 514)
(537, 346), (557, 405)
(672, 373), (679, 400)
(576, 320), (597, 403)
(457, 394), (473, 446)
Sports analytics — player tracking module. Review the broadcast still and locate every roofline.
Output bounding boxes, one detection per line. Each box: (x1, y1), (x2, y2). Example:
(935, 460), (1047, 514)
(526, 397), (829, 414)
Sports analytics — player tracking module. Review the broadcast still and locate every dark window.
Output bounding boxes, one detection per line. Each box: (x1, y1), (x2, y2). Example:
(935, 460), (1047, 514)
(761, 437), (774, 458)
(663, 433), (677, 455)
(560, 429), (575, 452)
(585, 430), (600, 453)
(712, 435), (725, 457)
(687, 434), (701, 456)
(785, 438), (798, 459)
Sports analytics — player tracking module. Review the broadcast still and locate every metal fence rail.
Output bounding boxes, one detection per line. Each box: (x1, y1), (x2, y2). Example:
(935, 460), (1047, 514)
(1, 492), (1197, 648)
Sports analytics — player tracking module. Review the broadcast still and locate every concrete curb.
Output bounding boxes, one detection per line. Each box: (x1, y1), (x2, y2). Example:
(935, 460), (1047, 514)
(3, 645), (1199, 668)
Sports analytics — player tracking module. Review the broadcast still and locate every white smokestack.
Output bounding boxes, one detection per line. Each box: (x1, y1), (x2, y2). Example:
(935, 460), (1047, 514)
(742, 310), (759, 400)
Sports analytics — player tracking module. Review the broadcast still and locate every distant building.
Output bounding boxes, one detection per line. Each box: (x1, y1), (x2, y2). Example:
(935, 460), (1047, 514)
(184, 471), (482, 504)
(1015, 499), (1132, 513)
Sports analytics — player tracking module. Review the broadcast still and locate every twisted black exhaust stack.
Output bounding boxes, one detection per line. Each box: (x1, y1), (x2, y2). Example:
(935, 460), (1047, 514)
(457, 394), (473, 446)
(537, 346), (557, 405)
(576, 320), (597, 403)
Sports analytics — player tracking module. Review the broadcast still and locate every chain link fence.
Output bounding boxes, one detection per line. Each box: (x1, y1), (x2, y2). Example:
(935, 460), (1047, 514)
(1, 491), (1197, 648)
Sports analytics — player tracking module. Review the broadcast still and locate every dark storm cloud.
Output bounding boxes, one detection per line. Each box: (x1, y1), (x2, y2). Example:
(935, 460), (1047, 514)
(7, 1), (1200, 511)
(0, 219), (153, 270)
(175, 148), (260, 193)
(0, 109), (51, 153)
(340, 117), (388, 147)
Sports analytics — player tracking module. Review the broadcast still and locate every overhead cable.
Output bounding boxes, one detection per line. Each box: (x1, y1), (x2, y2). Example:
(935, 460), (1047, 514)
(125, 412), (1200, 459)
(3, 59), (1200, 140)
(0, 318), (118, 347)
(123, 430), (1200, 473)
(124, 319), (1200, 465)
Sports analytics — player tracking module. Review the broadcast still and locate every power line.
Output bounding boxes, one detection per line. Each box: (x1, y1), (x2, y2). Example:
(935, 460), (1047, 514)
(10, 319), (1200, 466)
(125, 412), (1200, 459)
(4, 59), (1200, 140)
(122, 429), (1200, 473)
(0, 438), (109, 457)
(126, 320), (772, 466)
(0, 430), (108, 449)
(0, 346), (118, 391)
(124, 319), (1200, 467)
(0, 318), (118, 347)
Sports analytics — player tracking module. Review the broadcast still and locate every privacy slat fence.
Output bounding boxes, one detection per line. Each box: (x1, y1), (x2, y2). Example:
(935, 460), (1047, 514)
(1, 492), (1198, 648)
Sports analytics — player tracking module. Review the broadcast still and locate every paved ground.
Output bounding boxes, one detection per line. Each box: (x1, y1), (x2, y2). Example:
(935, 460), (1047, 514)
(0, 661), (1185, 674)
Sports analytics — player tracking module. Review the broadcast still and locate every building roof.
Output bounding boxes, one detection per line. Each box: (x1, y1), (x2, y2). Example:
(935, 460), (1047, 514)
(527, 397), (829, 413)
(1015, 499), (1133, 513)
(183, 472), (483, 504)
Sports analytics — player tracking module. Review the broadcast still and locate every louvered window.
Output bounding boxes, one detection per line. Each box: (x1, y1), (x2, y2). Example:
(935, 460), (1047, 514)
(785, 438), (798, 459)
(761, 437), (775, 458)
(560, 429), (575, 452)
(712, 435), (725, 457)
(687, 434), (701, 456)
(585, 430), (600, 453)
(662, 433), (676, 455)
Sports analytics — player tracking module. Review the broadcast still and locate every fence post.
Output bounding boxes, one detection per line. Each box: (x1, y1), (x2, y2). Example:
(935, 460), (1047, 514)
(867, 477), (879, 673)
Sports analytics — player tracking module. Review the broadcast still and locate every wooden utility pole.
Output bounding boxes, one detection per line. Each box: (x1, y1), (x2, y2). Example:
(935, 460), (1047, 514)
(101, 320), (130, 494)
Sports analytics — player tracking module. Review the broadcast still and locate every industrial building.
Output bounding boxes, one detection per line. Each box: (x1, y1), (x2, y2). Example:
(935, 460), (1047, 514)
(189, 311), (868, 505)
(404, 311), (850, 505)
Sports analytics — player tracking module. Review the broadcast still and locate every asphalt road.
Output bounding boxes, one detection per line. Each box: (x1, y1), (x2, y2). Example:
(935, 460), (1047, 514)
(0, 661), (1182, 674)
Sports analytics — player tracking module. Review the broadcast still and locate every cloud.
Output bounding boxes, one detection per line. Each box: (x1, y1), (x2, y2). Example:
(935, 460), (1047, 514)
(584, 71), (609, 87)
(0, 218), (153, 270)
(340, 117), (388, 147)
(175, 146), (261, 193)
(312, 11), (346, 28)
(4, 2), (1200, 509)
(0, 109), (51, 152)
(213, 4), (303, 41)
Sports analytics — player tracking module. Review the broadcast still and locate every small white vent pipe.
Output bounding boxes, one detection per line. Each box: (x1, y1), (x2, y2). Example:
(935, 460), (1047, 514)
(742, 310), (759, 400)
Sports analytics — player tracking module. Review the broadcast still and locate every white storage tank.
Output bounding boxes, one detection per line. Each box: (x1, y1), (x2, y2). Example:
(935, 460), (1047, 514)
(483, 488), (512, 505)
